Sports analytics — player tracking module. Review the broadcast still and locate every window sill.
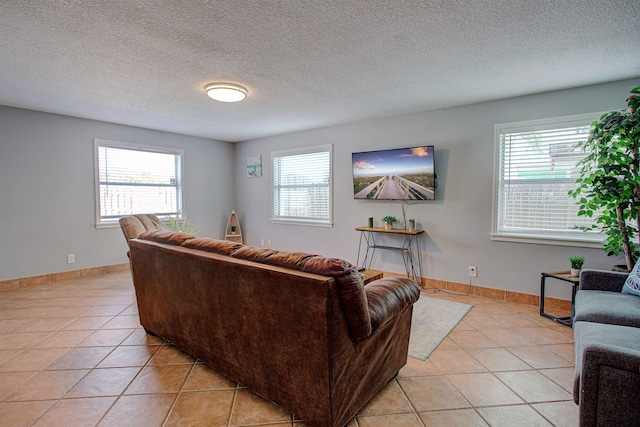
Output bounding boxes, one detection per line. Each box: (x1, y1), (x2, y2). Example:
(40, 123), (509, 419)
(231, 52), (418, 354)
(271, 218), (333, 228)
(95, 222), (120, 229)
(491, 233), (603, 248)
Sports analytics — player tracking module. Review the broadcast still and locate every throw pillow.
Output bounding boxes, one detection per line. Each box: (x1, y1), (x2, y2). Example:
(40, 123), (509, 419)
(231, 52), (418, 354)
(623, 259), (640, 296)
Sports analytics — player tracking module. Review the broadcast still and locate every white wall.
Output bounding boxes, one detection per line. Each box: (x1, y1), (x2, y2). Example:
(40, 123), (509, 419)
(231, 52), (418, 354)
(234, 79), (638, 299)
(0, 107), (234, 281)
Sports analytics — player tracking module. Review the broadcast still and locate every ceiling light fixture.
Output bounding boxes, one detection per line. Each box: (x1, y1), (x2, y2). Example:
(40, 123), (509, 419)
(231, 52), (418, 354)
(204, 83), (248, 102)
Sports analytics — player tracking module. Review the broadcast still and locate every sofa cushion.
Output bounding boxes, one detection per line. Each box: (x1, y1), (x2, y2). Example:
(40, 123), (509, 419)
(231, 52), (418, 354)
(119, 216), (146, 243)
(137, 229), (195, 246)
(303, 256), (353, 277)
(182, 237), (244, 256)
(329, 269), (372, 341)
(231, 246), (373, 341)
(134, 214), (161, 230)
(573, 321), (640, 405)
(231, 246), (317, 270)
(304, 259), (373, 341)
(574, 290), (640, 327)
(622, 258), (640, 296)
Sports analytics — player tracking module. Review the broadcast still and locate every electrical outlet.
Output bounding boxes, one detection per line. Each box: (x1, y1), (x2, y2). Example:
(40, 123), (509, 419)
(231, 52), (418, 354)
(260, 239), (265, 247)
(267, 240), (272, 247)
(468, 265), (477, 277)
(67, 254), (75, 264)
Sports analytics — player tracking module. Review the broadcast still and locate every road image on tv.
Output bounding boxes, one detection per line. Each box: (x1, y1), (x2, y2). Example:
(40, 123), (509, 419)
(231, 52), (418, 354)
(352, 146), (435, 200)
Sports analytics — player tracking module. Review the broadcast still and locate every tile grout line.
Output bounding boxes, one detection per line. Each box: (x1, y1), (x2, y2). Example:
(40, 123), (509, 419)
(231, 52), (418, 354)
(389, 377), (428, 427)
(160, 356), (198, 427)
(44, 326), (139, 425)
(227, 383), (241, 427)
(95, 328), (165, 425)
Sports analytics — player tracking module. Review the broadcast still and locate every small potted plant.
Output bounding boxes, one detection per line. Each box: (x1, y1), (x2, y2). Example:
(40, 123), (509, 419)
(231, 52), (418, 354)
(381, 215), (398, 230)
(230, 225), (237, 235)
(161, 210), (198, 234)
(569, 256), (585, 277)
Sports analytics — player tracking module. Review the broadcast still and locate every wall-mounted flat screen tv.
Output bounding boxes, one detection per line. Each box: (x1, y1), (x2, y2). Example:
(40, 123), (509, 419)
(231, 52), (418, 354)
(352, 145), (435, 200)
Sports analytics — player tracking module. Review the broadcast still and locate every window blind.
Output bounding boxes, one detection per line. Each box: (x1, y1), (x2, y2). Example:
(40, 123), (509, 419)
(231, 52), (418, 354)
(494, 114), (601, 243)
(95, 140), (183, 225)
(272, 145), (332, 225)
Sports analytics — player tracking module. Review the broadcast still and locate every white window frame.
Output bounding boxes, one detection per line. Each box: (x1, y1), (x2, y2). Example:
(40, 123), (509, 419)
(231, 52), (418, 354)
(271, 144), (333, 227)
(94, 139), (184, 228)
(491, 113), (604, 247)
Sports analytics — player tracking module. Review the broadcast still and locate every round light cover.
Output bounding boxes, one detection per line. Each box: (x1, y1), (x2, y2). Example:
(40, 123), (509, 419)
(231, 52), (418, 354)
(205, 83), (248, 102)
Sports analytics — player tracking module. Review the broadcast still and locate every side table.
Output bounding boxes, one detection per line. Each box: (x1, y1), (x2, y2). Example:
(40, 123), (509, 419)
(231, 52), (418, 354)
(361, 269), (383, 285)
(540, 271), (579, 327)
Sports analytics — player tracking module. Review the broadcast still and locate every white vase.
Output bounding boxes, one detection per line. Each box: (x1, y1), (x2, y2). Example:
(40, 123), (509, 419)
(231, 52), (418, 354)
(570, 268), (581, 277)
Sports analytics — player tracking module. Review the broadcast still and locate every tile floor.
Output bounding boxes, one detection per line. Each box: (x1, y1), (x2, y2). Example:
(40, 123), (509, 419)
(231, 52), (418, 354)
(0, 271), (578, 426)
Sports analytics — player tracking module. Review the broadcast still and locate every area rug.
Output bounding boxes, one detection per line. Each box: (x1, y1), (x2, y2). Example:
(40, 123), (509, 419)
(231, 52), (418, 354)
(408, 296), (472, 360)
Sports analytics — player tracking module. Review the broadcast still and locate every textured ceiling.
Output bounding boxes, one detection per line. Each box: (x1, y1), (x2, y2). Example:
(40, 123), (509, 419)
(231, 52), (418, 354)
(1, 1), (639, 142)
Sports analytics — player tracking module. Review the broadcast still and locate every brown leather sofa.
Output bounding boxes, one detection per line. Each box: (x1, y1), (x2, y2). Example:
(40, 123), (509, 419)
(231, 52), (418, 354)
(128, 229), (420, 427)
(118, 214), (162, 249)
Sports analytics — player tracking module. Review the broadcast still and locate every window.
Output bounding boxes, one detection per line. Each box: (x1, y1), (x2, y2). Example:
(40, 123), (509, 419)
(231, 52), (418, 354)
(94, 139), (184, 226)
(492, 113), (603, 246)
(272, 145), (332, 226)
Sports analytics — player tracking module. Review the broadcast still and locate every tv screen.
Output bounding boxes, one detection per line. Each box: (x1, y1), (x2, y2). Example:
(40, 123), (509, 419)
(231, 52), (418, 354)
(352, 145), (435, 200)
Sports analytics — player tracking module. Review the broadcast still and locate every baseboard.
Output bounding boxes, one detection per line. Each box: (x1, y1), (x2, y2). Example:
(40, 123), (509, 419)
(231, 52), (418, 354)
(0, 263), (130, 293)
(383, 271), (571, 311)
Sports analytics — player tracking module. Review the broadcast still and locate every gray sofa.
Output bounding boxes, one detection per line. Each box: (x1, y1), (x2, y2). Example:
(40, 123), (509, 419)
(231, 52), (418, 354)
(573, 269), (640, 426)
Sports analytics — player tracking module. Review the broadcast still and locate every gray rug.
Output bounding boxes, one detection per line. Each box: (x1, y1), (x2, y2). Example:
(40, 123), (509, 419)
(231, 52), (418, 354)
(408, 296), (472, 360)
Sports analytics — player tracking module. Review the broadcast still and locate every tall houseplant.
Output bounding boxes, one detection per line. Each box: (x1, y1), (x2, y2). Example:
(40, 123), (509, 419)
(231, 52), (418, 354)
(569, 86), (640, 271)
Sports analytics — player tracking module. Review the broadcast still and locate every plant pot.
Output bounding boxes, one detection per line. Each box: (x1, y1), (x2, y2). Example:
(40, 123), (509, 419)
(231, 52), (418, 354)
(384, 223), (391, 230)
(612, 264), (630, 273)
(570, 268), (581, 277)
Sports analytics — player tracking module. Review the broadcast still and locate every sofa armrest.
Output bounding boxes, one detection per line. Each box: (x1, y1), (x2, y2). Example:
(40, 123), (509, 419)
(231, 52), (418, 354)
(579, 269), (627, 292)
(366, 277), (420, 333)
(578, 343), (640, 427)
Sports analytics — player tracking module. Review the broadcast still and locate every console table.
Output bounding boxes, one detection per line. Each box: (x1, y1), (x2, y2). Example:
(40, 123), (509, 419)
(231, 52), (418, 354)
(355, 227), (424, 286)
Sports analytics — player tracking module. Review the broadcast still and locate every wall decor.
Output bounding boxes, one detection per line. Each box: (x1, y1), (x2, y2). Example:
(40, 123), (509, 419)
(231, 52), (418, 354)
(247, 155), (262, 177)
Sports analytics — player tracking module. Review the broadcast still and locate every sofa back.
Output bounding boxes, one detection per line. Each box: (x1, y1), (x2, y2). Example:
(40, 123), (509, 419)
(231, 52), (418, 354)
(229, 245), (373, 340)
(118, 214), (162, 248)
(132, 229), (372, 342)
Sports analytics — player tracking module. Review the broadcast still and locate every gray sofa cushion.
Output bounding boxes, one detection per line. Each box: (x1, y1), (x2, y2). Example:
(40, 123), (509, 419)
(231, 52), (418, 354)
(574, 290), (640, 327)
(573, 321), (640, 423)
